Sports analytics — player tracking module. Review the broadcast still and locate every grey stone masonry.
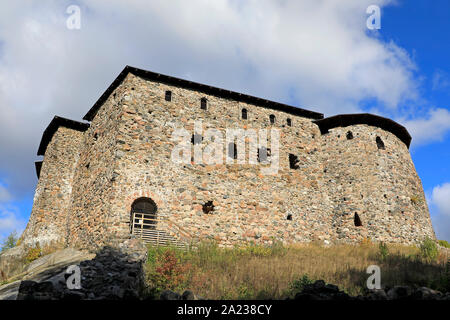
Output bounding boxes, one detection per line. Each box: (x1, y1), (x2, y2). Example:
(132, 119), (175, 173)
(21, 66), (436, 250)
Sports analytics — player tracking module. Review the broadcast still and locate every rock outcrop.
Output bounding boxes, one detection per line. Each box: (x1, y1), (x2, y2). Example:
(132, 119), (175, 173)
(292, 280), (450, 301)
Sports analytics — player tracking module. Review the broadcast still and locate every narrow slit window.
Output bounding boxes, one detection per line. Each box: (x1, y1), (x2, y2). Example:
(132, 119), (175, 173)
(376, 136), (385, 150)
(289, 154), (300, 169)
(242, 108), (248, 120)
(354, 213), (363, 227)
(346, 131), (353, 140)
(165, 90), (172, 102)
(269, 114), (276, 124)
(201, 97), (207, 110)
(286, 118), (292, 127)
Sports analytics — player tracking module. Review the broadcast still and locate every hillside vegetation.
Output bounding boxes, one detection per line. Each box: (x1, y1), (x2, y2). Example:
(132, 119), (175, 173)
(144, 239), (450, 299)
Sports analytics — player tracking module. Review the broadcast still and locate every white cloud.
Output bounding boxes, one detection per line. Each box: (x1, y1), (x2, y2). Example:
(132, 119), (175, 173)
(428, 183), (450, 242)
(431, 183), (450, 217)
(432, 69), (450, 91)
(0, 0), (422, 197)
(0, 204), (26, 242)
(400, 108), (450, 146)
(0, 184), (12, 202)
(3, 0), (450, 212)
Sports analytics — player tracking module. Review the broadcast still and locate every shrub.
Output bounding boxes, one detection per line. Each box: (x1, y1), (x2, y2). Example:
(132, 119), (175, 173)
(419, 237), (438, 262)
(1, 230), (18, 253)
(289, 274), (314, 296)
(24, 244), (42, 264)
(438, 240), (450, 249)
(146, 247), (192, 294)
(378, 242), (389, 261)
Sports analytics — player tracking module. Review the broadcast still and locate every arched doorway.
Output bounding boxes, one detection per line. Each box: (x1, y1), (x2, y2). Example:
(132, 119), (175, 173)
(130, 197), (158, 235)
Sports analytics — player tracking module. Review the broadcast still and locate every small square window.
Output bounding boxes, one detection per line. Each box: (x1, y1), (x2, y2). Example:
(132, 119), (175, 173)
(201, 98), (207, 110)
(165, 91), (172, 102)
(269, 114), (275, 124)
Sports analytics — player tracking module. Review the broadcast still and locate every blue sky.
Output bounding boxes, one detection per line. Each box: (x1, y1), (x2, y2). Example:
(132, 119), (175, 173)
(0, 0), (449, 243)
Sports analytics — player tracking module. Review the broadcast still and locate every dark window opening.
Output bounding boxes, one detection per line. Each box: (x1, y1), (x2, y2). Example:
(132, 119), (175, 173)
(228, 142), (238, 160)
(346, 131), (353, 140)
(287, 214), (293, 221)
(131, 197), (158, 232)
(269, 114), (276, 124)
(289, 154), (300, 169)
(354, 213), (363, 227)
(191, 134), (203, 145)
(85, 162), (90, 169)
(93, 133), (98, 141)
(257, 147), (271, 162)
(287, 118), (292, 127)
(165, 90), (172, 102)
(376, 136), (385, 150)
(201, 98), (207, 110)
(202, 201), (215, 214)
(242, 108), (248, 120)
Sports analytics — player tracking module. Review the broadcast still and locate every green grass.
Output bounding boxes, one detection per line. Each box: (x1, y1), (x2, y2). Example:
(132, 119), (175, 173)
(143, 239), (450, 299)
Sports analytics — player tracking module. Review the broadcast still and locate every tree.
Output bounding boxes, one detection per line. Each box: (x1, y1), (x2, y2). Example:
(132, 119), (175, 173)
(1, 230), (18, 253)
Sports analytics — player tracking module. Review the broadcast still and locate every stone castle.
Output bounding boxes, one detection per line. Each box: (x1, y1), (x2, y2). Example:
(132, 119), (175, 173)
(21, 66), (436, 250)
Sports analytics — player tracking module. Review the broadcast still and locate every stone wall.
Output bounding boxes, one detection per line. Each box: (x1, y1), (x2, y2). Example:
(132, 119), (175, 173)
(105, 74), (332, 247)
(21, 127), (84, 246)
(66, 80), (130, 249)
(22, 71), (436, 250)
(320, 125), (435, 243)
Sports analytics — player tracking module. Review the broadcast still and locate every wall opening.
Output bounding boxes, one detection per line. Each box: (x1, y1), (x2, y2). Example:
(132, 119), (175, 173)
(269, 114), (276, 124)
(287, 214), (293, 221)
(346, 131), (353, 140)
(376, 136), (385, 150)
(130, 197), (158, 234)
(289, 154), (300, 169)
(228, 142), (237, 160)
(286, 118), (292, 127)
(200, 97), (207, 110)
(242, 108), (248, 120)
(165, 90), (172, 102)
(354, 212), (363, 227)
(202, 201), (215, 214)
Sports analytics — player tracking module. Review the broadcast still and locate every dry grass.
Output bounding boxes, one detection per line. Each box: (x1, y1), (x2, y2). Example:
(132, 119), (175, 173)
(144, 240), (450, 299)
